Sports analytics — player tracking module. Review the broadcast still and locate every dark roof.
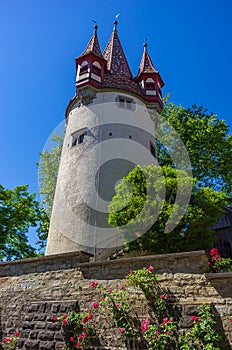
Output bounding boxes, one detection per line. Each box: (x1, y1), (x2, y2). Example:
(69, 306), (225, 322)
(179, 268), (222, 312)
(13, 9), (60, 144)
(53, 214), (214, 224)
(78, 25), (104, 60)
(102, 23), (142, 95)
(137, 43), (159, 77)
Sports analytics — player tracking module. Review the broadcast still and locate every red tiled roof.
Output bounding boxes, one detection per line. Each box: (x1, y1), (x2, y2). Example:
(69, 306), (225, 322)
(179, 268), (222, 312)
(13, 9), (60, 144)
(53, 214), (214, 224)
(137, 43), (159, 77)
(78, 25), (104, 60)
(102, 22), (142, 95)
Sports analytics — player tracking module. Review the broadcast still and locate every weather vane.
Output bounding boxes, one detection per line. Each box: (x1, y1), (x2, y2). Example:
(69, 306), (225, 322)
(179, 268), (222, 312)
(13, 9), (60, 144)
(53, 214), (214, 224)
(114, 13), (120, 30)
(144, 38), (148, 49)
(92, 20), (98, 32)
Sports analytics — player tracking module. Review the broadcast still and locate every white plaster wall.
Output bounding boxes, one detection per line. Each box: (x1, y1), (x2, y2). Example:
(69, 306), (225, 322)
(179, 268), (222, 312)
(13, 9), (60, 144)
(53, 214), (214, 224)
(46, 91), (159, 256)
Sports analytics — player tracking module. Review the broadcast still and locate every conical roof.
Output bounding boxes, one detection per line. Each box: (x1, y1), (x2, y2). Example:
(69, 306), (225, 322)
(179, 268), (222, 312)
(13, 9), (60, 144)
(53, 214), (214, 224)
(137, 43), (158, 77)
(102, 21), (141, 95)
(78, 25), (104, 60)
(103, 21), (132, 78)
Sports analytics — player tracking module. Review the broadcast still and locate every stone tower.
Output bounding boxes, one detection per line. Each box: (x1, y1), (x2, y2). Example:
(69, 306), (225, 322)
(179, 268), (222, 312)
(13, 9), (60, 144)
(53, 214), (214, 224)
(45, 22), (164, 257)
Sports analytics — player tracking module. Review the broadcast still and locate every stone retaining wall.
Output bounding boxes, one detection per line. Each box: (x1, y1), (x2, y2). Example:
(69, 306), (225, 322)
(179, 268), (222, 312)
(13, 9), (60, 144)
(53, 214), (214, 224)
(0, 251), (231, 349)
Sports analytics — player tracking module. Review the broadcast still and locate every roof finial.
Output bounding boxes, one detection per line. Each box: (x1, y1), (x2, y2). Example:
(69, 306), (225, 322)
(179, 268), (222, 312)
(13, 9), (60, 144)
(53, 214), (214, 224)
(114, 13), (120, 30)
(92, 20), (98, 33)
(144, 38), (148, 50)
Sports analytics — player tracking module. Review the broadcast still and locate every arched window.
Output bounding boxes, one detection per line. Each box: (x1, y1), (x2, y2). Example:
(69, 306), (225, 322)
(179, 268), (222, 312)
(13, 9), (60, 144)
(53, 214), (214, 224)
(91, 61), (102, 82)
(145, 78), (156, 96)
(92, 61), (101, 76)
(79, 61), (89, 76)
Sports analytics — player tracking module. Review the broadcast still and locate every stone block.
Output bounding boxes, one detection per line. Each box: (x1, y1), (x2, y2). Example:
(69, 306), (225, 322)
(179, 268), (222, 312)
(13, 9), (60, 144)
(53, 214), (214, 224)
(38, 330), (55, 341)
(39, 341), (56, 350)
(35, 322), (46, 329)
(24, 340), (40, 349)
(22, 322), (35, 330)
(28, 304), (40, 313)
(33, 314), (47, 321)
(47, 322), (61, 331)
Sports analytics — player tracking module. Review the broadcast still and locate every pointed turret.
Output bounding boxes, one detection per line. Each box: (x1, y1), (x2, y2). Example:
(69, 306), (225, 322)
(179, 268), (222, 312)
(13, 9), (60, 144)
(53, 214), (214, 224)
(136, 42), (164, 111)
(79, 24), (104, 60)
(102, 21), (141, 95)
(75, 24), (106, 92)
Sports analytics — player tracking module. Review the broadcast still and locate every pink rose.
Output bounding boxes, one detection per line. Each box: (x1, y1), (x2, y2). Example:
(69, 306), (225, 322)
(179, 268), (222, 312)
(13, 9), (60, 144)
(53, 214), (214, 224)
(90, 280), (98, 288)
(53, 315), (58, 321)
(141, 318), (149, 332)
(62, 319), (68, 325)
(119, 328), (125, 333)
(210, 248), (220, 257)
(115, 303), (120, 308)
(148, 266), (154, 272)
(92, 302), (99, 309)
(70, 336), (75, 341)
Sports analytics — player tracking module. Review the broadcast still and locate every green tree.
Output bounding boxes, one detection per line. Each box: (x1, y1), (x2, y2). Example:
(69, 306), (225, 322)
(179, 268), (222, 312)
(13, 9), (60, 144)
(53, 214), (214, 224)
(38, 133), (63, 218)
(108, 165), (228, 254)
(158, 100), (232, 196)
(0, 184), (41, 261)
(36, 133), (63, 246)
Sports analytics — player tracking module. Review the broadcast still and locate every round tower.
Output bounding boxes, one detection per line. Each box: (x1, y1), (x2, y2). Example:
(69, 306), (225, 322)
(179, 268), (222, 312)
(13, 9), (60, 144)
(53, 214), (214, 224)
(45, 22), (164, 257)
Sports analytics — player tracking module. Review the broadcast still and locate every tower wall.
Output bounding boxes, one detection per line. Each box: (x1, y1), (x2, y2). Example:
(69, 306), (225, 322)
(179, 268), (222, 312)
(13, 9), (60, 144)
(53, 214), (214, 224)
(46, 91), (159, 256)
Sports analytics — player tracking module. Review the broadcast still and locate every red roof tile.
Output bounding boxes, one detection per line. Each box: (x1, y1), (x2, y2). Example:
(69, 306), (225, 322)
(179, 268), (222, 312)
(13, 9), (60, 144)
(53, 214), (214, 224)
(78, 25), (104, 60)
(137, 43), (159, 77)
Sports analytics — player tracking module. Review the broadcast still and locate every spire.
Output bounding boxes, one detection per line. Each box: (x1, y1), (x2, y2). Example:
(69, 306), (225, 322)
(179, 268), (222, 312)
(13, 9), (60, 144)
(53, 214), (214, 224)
(79, 24), (104, 59)
(103, 22), (132, 78)
(137, 41), (159, 78)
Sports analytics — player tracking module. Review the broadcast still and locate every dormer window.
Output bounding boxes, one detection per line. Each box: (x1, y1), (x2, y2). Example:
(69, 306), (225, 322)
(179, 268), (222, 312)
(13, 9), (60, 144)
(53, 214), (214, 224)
(72, 129), (88, 147)
(145, 78), (156, 96)
(77, 61), (89, 82)
(91, 61), (102, 82)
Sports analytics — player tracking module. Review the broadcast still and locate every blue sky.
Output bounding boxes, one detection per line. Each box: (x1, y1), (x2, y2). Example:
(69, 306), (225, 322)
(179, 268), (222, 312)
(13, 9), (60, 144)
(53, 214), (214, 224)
(1, 1), (232, 244)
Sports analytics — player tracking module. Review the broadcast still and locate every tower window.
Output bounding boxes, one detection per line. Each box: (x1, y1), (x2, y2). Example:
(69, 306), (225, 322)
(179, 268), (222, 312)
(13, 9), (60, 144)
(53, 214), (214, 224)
(72, 129), (88, 147)
(77, 61), (89, 82)
(91, 61), (102, 82)
(92, 65), (101, 77)
(80, 65), (88, 75)
(116, 95), (135, 111)
(145, 78), (156, 96)
(146, 82), (156, 91)
(150, 142), (156, 158)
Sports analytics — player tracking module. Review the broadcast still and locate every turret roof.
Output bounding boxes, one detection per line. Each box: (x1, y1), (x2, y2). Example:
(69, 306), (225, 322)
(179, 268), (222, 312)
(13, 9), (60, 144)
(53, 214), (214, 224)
(78, 25), (104, 60)
(102, 21), (141, 95)
(137, 43), (159, 76)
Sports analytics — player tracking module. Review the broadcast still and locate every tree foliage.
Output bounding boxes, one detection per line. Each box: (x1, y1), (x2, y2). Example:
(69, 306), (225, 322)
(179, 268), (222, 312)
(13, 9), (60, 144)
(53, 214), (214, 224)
(36, 133), (63, 246)
(108, 165), (228, 254)
(158, 100), (232, 196)
(0, 184), (41, 261)
(38, 133), (63, 218)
